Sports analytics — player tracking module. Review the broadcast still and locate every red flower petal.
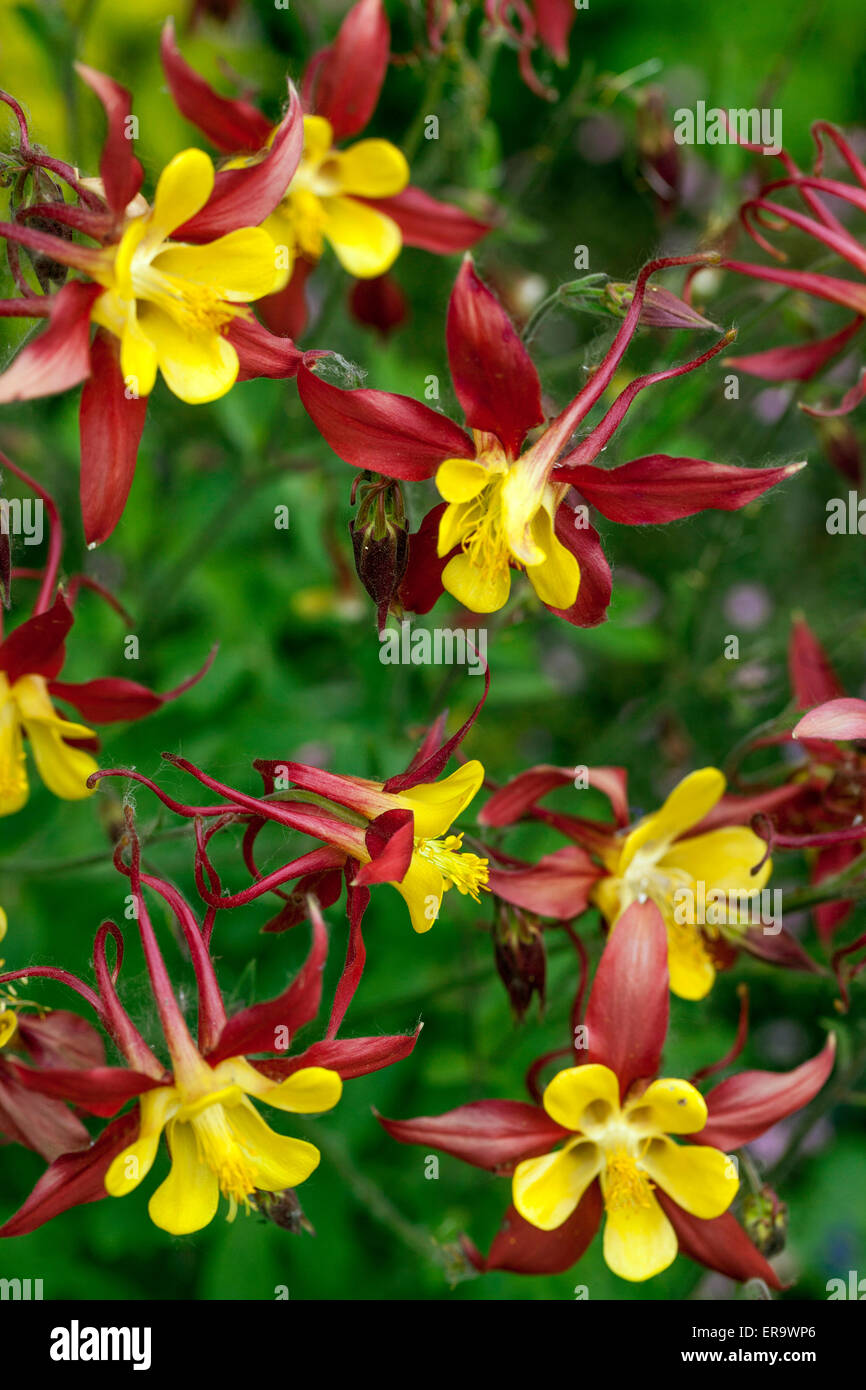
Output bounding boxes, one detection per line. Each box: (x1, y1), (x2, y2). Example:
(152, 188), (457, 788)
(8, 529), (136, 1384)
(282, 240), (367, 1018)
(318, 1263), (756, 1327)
(561, 455), (805, 524)
(227, 316), (302, 381)
(353, 808), (415, 886)
(258, 258), (315, 341)
(16, 1010), (105, 1070)
(725, 317), (862, 382)
(471, 1186), (603, 1274)
(813, 842), (858, 943)
(482, 763), (629, 828)
(446, 257), (543, 458)
(298, 362), (474, 480)
(0, 1109), (139, 1237)
(794, 697), (866, 742)
(206, 905), (328, 1065)
(378, 1098), (569, 1170)
(657, 1192), (784, 1289)
(160, 18), (273, 153)
(362, 185), (491, 253)
(488, 845), (603, 919)
(304, 0), (389, 141)
(545, 503), (612, 628)
(0, 281), (100, 405)
(585, 898), (669, 1098)
(789, 616), (845, 709)
(6, 1061), (161, 1118)
(696, 1035), (835, 1150)
(398, 503), (451, 615)
(176, 86), (304, 240)
(75, 64), (144, 218)
(0, 1073), (90, 1161)
(265, 1026), (421, 1080)
(49, 644), (216, 724)
(79, 329), (148, 547)
(0, 591), (73, 685)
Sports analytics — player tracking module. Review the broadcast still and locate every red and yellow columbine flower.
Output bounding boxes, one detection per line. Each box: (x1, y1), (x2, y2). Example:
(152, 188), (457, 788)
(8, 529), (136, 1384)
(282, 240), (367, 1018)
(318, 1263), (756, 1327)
(300, 255), (805, 627)
(381, 900), (835, 1286)
(0, 827), (419, 1238)
(161, 3), (489, 338)
(0, 68), (305, 543)
(479, 758), (817, 1000)
(592, 768), (772, 1000)
(0, 454), (213, 813)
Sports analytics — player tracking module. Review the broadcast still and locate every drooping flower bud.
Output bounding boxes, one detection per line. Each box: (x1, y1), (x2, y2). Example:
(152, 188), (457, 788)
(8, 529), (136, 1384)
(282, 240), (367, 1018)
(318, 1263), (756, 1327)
(742, 1184), (788, 1257)
(491, 903), (546, 1022)
(350, 475), (409, 633)
(252, 1187), (316, 1235)
(636, 86), (680, 215)
(6, 165), (72, 291)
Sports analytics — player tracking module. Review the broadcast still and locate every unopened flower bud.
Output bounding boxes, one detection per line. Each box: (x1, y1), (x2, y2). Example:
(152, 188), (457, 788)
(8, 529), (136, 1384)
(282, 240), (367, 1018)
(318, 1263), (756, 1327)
(252, 1187), (315, 1235)
(492, 904), (546, 1022)
(350, 476), (409, 633)
(742, 1184), (788, 1257)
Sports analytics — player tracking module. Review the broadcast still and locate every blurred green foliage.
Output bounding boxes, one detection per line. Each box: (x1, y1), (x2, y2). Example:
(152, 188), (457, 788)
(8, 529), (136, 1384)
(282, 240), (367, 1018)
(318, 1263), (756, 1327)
(0, 0), (864, 1301)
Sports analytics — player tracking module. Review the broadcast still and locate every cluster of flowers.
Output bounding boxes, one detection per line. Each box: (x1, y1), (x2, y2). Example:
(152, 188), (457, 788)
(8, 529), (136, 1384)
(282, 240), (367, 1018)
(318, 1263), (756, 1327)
(0, 0), (863, 1291)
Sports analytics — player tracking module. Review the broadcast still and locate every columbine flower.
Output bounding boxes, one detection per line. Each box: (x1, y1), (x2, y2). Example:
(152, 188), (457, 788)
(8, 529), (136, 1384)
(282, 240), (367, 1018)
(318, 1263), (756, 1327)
(0, 454), (213, 813)
(0, 823), (419, 1237)
(721, 122), (866, 416)
(479, 757), (816, 1000)
(161, 3), (490, 338)
(0, 69), (305, 542)
(300, 254), (804, 626)
(380, 900), (835, 1286)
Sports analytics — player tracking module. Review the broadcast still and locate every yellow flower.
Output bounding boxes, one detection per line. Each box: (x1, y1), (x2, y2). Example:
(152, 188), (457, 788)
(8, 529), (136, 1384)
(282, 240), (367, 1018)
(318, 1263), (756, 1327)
(593, 768), (771, 1000)
(513, 1063), (738, 1281)
(105, 1053), (342, 1235)
(435, 438), (579, 613)
(378, 761), (489, 933)
(261, 115), (409, 279)
(0, 673), (98, 815)
(91, 148), (284, 404)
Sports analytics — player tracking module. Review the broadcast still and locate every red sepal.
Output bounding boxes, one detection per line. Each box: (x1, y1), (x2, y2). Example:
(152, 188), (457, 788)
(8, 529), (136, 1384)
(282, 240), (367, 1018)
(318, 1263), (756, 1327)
(79, 329), (148, 547)
(304, 0), (390, 141)
(160, 18), (273, 153)
(468, 1186), (603, 1274)
(657, 1192), (784, 1290)
(585, 899), (669, 1098)
(75, 65), (144, 218)
(0, 1109), (139, 1237)
(0, 281), (101, 405)
(695, 1035), (835, 1150)
(0, 591), (73, 684)
(378, 1098), (569, 1171)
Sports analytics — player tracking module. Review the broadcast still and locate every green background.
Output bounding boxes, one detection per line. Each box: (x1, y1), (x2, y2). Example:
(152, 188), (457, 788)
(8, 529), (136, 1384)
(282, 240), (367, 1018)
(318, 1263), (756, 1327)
(0, 0), (864, 1299)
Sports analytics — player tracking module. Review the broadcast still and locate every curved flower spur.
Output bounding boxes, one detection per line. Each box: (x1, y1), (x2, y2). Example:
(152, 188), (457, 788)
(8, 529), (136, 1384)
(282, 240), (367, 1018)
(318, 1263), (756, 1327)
(161, 0), (490, 340)
(720, 122), (866, 416)
(0, 451), (213, 818)
(90, 672), (490, 1029)
(300, 253), (806, 627)
(0, 813), (419, 1238)
(379, 899), (835, 1286)
(0, 66), (307, 544)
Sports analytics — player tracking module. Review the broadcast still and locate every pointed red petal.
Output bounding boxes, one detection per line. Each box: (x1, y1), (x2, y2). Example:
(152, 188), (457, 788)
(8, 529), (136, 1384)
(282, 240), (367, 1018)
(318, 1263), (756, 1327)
(725, 317), (862, 382)
(228, 316), (302, 381)
(561, 455), (804, 523)
(788, 616), (845, 708)
(257, 259), (315, 341)
(585, 899), (669, 1097)
(79, 330), (148, 546)
(353, 809), (415, 886)
(488, 846), (603, 919)
(362, 186), (491, 252)
(0, 1074), (90, 1161)
(305, 0), (389, 141)
(160, 18), (273, 153)
(265, 1026), (421, 1080)
(378, 1099), (569, 1170)
(6, 1062), (161, 1118)
(298, 362), (474, 479)
(545, 503), (612, 628)
(657, 1192), (784, 1289)
(794, 697), (866, 741)
(0, 591), (73, 684)
(75, 64), (144, 216)
(696, 1035), (835, 1150)
(474, 1187), (603, 1273)
(482, 763), (628, 827)
(398, 503), (450, 615)
(0, 282), (100, 405)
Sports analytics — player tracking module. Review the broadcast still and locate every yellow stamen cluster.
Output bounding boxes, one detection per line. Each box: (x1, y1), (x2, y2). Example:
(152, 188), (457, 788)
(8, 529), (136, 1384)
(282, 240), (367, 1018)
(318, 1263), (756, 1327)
(602, 1149), (655, 1214)
(416, 832), (489, 901)
(458, 475), (515, 578)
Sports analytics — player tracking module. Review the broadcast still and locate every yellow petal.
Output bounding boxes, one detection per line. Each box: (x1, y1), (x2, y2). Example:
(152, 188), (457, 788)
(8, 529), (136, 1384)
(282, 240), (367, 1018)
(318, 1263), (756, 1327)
(152, 227), (283, 303)
(625, 1077), (708, 1135)
(0, 1007), (16, 1048)
(137, 303), (239, 405)
(525, 504), (580, 608)
(0, 904), (6, 944)
(398, 761), (485, 839)
(330, 139), (409, 197)
(437, 500), (474, 556)
(320, 195), (402, 278)
(148, 1118), (220, 1234)
(602, 1186), (677, 1281)
(619, 768), (726, 873)
(13, 677), (98, 802)
(592, 873), (624, 926)
(641, 1136), (738, 1219)
(258, 1066), (343, 1115)
(391, 853), (445, 933)
(435, 457), (491, 504)
(148, 148), (215, 243)
(442, 550), (512, 613)
(0, 693), (29, 815)
(119, 307), (159, 399)
(105, 1087), (178, 1197)
(542, 1064), (621, 1133)
(660, 827), (771, 899)
(666, 922), (717, 1001)
(500, 461), (548, 566)
(227, 1100), (321, 1189)
(303, 115), (335, 162)
(513, 1140), (602, 1231)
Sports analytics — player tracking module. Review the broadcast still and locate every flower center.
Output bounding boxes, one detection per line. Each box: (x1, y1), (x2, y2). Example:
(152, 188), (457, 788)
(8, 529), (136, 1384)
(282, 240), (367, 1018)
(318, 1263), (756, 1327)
(416, 833), (489, 901)
(458, 475), (515, 577)
(602, 1147), (655, 1214)
(132, 256), (238, 335)
(177, 1089), (259, 1213)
